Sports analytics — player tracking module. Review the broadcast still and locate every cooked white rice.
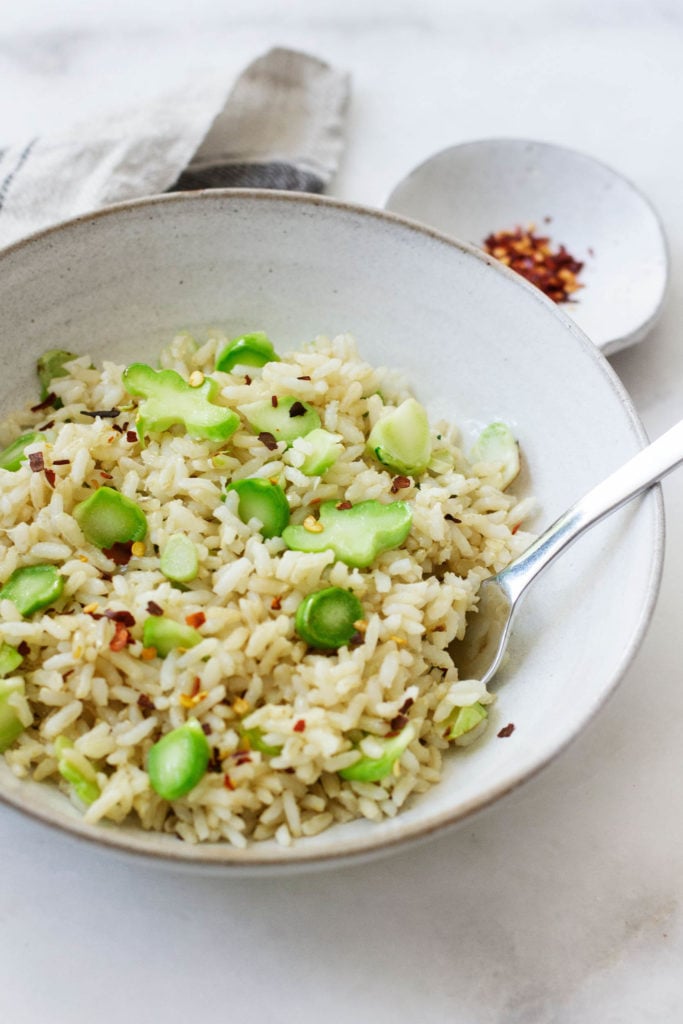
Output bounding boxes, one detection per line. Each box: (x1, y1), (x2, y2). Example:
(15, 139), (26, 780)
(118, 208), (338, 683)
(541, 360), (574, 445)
(0, 332), (535, 845)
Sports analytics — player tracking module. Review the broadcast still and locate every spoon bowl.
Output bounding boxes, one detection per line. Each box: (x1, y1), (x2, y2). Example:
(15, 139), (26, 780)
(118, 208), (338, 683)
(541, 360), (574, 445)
(455, 418), (683, 685)
(386, 138), (669, 355)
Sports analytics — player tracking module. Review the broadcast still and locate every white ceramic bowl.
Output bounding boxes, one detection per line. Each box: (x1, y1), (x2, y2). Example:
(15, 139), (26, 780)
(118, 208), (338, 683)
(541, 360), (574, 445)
(386, 139), (669, 356)
(0, 191), (663, 872)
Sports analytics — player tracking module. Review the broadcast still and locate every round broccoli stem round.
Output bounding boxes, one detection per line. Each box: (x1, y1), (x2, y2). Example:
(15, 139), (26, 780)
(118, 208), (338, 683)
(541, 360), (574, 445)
(73, 486), (147, 549)
(295, 586), (364, 649)
(0, 678), (27, 752)
(227, 478), (290, 539)
(160, 533), (199, 583)
(147, 718), (210, 800)
(142, 616), (203, 657)
(0, 565), (64, 616)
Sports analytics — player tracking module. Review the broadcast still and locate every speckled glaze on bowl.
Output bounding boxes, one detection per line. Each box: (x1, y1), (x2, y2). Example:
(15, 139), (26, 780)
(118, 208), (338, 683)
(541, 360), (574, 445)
(0, 191), (663, 873)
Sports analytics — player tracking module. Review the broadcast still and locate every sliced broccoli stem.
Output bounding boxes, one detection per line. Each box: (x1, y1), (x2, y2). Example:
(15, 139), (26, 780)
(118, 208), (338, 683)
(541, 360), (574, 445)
(142, 616), (203, 657)
(0, 565), (64, 616)
(227, 478), (290, 539)
(367, 398), (432, 475)
(73, 486), (147, 549)
(215, 332), (280, 372)
(339, 723), (416, 782)
(282, 499), (412, 568)
(240, 396), (320, 445)
(160, 533), (199, 583)
(295, 587), (364, 649)
(0, 432), (46, 472)
(122, 363), (240, 442)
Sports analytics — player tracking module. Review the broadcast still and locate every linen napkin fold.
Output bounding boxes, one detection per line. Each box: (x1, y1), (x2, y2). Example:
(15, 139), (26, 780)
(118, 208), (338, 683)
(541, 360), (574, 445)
(0, 47), (350, 249)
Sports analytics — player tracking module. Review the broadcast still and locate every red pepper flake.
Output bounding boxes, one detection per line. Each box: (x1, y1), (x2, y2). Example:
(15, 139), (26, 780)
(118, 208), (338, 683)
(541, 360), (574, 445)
(398, 696), (414, 715)
(223, 774), (235, 790)
(511, 522), (521, 535)
(232, 752), (252, 766)
(336, 500), (352, 511)
(483, 225), (584, 304)
(99, 471), (113, 480)
(137, 693), (154, 711)
(444, 513), (460, 523)
(111, 423), (124, 434)
(109, 621), (132, 651)
(244, 374), (252, 385)
(270, 595), (282, 611)
(200, 722), (211, 736)
(145, 601), (163, 617)
(288, 401), (306, 418)
(30, 392), (58, 412)
(104, 608), (136, 628)
(271, 395), (279, 408)
(309, 497), (322, 506)
(390, 713), (409, 731)
(102, 540), (133, 565)
(44, 469), (56, 488)
(497, 722), (515, 738)
(208, 747), (222, 773)
(349, 631), (365, 647)
(38, 420), (55, 431)
(28, 451), (45, 472)
(126, 431), (138, 443)
(258, 431), (278, 451)
(293, 719), (306, 733)
(52, 458), (70, 466)
(82, 408), (121, 419)
(17, 641), (30, 657)
(390, 475), (411, 494)
(189, 676), (201, 698)
(185, 611), (206, 629)
(297, 375), (311, 381)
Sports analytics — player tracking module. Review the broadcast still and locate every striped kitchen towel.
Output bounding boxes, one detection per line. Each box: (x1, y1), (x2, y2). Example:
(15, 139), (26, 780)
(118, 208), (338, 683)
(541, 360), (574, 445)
(0, 47), (350, 249)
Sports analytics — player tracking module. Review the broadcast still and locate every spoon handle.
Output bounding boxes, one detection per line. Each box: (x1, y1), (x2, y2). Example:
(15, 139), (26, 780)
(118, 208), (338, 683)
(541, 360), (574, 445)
(499, 419), (683, 601)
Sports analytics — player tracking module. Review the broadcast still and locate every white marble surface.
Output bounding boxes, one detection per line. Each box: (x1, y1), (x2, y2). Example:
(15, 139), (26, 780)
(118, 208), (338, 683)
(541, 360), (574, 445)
(1, 2), (683, 1021)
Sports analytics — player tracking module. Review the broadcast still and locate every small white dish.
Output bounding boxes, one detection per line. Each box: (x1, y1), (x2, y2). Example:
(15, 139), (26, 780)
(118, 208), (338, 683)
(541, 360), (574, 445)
(386, 139), (669, 355)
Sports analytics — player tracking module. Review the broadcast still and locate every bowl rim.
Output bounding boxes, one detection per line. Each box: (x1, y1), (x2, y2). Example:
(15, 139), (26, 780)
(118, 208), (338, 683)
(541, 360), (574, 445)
(384, 136), (671, 356)
(0, 188), (665, 870)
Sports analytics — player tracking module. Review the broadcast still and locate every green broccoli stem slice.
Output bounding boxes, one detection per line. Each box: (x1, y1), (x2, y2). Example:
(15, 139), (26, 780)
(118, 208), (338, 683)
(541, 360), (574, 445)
(239, 396), (320, 445)
(147, 718), (210, 800)
(339, 723), (416, 782)
(160, 534), (199, 583)
(0, 432), (46, 472)
(73, 486), (147, 549)
(295, 428), (343, 476)
(122, 363), (240, 442)
(215, 332), (281, 372)
(282, 499), (412, 568)
(0, 678), (27, 752)
(54, 736), (101, 805)
(226, 478), (290, 539)
(142, 616), (203, 657)
(0, 644), (23, 678)
(295, 587), (364, 649)
(443, 702), (488, 741)
(367, 398), (432, 475)
(0, 565), (64, 616)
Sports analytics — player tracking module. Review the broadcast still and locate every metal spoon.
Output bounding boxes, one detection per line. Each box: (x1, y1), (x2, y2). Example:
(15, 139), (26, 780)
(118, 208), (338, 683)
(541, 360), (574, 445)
(385, 139), (669, 355)
(453, 420), (682, 685)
